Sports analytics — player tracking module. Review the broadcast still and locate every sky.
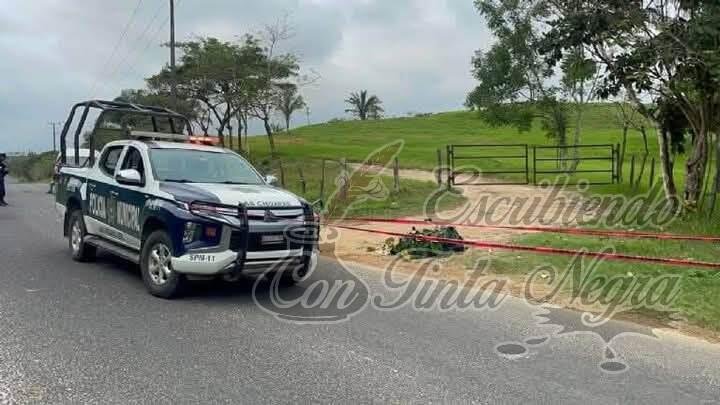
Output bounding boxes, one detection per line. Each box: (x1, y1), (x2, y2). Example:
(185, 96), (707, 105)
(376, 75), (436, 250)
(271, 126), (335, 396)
(0, 0), (491, 152)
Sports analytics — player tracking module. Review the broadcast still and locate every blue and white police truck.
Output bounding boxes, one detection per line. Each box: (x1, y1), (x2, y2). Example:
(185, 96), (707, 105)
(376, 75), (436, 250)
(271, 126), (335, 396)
(54, 100), (318, 298)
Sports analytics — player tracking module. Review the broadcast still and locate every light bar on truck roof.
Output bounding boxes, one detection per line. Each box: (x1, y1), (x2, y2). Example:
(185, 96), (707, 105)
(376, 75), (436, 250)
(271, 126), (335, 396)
(129, 130), (222, 146)
(188, 136), (221, 146)
(129, 131), (189, 142)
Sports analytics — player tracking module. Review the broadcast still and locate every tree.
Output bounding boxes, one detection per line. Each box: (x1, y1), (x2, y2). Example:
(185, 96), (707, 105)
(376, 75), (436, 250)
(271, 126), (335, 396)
(345, 90), (384, 120)
(147, 36), (268, 149)
(114, 88), (199, 133)
(540, 0), (720, 208)
(249, 19), (301, 155)
(467, 0), (571, 164)
(274, 82), (305, 132)
(561, 48), (600, 169)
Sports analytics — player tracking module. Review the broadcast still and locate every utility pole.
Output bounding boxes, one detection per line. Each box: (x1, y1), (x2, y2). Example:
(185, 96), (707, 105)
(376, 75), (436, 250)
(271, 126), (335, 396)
(48, 121), (62, 152)
(305, 106), (311, 126)
(169, 0), (177, 109)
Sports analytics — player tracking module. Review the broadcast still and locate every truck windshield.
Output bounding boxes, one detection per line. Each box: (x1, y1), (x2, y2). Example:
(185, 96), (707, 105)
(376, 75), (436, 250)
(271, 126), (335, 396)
(150, 149), (264, 185)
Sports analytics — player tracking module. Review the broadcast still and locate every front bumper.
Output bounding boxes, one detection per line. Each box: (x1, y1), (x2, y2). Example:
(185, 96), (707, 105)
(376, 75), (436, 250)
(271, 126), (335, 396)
(171, 248), (317, 276)
(171, 216), (319, 276)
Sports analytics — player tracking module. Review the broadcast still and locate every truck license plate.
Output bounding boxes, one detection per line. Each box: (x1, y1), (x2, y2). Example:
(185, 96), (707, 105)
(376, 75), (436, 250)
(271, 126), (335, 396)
(261, 235), (285, 245)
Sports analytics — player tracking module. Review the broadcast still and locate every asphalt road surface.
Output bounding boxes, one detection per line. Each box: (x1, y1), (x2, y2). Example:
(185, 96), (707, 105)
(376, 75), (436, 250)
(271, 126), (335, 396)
(1, 180), (719, 404)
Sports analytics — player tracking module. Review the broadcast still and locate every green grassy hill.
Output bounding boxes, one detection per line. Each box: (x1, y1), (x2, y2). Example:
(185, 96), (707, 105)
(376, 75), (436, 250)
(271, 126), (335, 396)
(248, 103), (653, 168)
(244, 104), (672, 192)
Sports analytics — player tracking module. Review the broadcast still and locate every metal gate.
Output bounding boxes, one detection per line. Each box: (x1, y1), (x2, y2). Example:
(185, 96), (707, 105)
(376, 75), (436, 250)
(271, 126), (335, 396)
(532, 144), (619, 185)
(447, 144), (530, 186)
(446, 143), (619, 186)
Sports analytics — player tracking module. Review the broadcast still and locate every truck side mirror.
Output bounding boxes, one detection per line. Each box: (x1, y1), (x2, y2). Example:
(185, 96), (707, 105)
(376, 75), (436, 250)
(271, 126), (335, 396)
(265, 175), (279, 186)
(116, 169), (144, 186)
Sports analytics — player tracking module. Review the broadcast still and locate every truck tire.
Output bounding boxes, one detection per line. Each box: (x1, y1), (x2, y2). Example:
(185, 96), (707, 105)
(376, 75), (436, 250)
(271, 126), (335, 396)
(140, 230), (185, 299)
(68, 210), (96, 262)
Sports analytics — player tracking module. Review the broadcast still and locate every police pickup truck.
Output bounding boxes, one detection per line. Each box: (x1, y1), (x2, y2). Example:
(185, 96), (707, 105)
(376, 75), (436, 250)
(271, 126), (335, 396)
(54, 100), (318, 298)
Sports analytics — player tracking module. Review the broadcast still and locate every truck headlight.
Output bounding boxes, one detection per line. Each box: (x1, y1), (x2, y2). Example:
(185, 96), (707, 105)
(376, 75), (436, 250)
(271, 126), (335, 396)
(183, 222), (199, 243)
(190, 202), (239, 217)
(189, 201), (246, 230)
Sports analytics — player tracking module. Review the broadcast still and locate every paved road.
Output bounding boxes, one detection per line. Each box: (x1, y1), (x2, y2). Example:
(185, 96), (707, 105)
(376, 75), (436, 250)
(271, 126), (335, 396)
(1, 181), (719, 404)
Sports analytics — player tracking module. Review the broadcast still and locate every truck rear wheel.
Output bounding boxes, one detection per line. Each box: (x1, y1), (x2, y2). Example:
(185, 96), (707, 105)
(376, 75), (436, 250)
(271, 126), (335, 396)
(140, 230), (185, 299)
(68, 210), (96, 262)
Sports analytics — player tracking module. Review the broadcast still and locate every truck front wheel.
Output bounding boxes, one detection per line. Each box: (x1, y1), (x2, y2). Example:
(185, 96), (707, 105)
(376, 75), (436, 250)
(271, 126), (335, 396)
(68, 210), (96, 262)
(140, 230), (185, 299)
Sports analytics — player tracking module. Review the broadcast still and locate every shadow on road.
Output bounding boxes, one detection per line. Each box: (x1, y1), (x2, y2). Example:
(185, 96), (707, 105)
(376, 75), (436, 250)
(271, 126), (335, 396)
(92, 250), (332, 305)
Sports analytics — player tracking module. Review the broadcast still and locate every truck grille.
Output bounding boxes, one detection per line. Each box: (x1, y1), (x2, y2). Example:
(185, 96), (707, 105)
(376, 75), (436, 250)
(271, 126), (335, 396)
(230, 232), (304, 252)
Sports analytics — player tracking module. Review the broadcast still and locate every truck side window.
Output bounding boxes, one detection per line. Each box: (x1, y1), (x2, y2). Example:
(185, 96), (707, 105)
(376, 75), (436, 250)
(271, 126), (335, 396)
(120, 147), (146, 182)
(100, 146), (124, 177)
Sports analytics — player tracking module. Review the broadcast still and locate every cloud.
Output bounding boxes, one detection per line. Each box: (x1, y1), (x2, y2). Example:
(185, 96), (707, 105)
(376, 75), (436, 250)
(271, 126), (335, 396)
(0, 0), (491, 152)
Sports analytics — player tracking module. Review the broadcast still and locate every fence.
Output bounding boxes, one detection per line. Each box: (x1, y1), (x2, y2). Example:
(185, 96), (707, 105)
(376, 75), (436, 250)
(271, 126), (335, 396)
(532, 144), (619, 185)
(444, 143), (619, 186)
(446, 144), (530, 186)
(257, 156), (402, 209)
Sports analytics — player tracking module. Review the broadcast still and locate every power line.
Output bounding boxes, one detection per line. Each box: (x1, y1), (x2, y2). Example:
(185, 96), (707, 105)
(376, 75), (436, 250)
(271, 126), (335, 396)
(89, 0), (146, 97)
(99, 0), (178, 96)
(170, 0), (177, 108)
(48, 121), (63, 152)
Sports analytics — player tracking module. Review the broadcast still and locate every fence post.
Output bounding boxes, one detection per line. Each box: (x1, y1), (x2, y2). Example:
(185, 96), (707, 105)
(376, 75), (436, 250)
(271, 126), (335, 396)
(532, 146), (537, 185)
(298, 165), (306, 195)
(616, 142), (622, 183)
(276, 158), (286, 187)
(649, 158), (656, 189)
(436, 148), (442, 186)
(393, 157), (401, 193)
(319, 159), (326, 203)
(340, 158), (349, 201)
(524, 144), (530, 184)
(629, 155), (636, 188)
(446, 145), (452, 190)
(611, 144), (616, 183)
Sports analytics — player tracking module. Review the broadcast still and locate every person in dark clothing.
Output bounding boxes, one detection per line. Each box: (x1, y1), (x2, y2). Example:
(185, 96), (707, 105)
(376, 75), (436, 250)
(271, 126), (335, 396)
(0, 153), (8, 206)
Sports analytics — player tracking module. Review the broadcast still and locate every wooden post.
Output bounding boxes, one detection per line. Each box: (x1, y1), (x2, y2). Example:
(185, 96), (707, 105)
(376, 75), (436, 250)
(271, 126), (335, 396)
(649, 158), (656, 189)
(393, 157), (401, 193)
(340, 158), (348, 201)
(319, 159), (326, 202)
(277, 158), (286, 187)
(446, 145), (453, 190)
(436, 148), (442, 186)
(616, 142), (622, 182)
(629, 155), (635, 188)
(298, 165), (306, 195)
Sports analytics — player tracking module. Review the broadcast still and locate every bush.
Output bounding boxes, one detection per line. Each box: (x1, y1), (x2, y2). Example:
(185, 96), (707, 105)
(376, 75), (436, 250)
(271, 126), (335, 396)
(7, 151), (56, 182)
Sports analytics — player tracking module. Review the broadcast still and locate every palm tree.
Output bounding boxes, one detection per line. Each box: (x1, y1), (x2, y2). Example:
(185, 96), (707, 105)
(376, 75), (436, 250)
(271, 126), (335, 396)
(274, 83), (306, 132)
(345, 90), (384, 120)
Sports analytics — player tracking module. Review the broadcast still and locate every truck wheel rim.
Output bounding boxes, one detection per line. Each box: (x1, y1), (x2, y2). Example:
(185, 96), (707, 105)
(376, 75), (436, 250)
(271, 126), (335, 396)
(148, 243), (173, 285)
(71, 221), (82, 254)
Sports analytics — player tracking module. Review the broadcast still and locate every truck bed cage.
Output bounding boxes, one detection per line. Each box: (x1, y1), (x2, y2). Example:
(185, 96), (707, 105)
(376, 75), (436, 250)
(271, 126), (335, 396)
(59, 100), (193, 166)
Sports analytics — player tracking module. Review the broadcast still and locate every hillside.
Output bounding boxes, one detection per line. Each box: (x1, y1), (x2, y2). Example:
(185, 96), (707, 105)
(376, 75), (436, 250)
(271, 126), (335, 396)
(247, 103), (654, 171)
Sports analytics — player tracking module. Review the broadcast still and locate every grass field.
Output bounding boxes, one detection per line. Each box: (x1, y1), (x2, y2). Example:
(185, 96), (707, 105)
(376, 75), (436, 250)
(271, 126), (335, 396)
(487, 229), (720, 331)
(251, 157), (466, 218)
(245, 104), (716, 202)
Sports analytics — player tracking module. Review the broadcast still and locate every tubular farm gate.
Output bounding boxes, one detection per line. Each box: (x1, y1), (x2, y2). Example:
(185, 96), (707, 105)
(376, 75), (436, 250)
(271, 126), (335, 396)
(532, 144), (619, 185)
(446, 143), (619, 186)
(447, 144), (530, 186)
